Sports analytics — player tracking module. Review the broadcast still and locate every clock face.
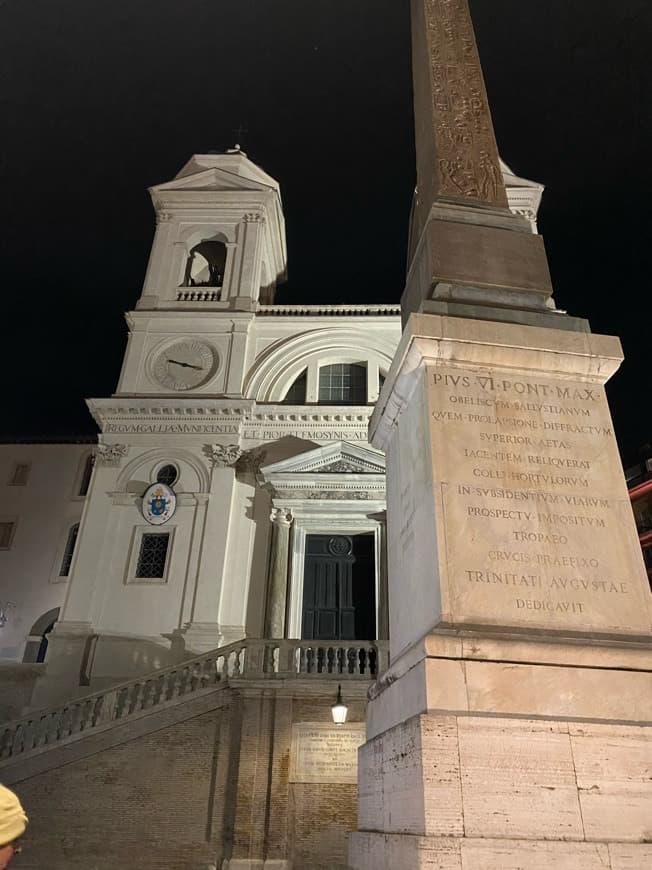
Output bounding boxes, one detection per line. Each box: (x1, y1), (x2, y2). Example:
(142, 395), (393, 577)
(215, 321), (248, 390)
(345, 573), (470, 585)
(153, 340), (216, 391)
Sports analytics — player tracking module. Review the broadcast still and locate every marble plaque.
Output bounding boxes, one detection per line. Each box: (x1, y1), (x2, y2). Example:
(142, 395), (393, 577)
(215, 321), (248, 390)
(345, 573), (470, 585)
(418, 365), (650, 635)
(289, 722), (366, 784)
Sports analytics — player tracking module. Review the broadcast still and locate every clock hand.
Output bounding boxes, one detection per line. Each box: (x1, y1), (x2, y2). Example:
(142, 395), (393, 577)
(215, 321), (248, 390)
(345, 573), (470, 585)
(168, 359), (203, 370)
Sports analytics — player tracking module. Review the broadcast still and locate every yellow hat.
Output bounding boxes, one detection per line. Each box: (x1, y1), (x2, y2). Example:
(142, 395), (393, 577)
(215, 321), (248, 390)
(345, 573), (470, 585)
(0, 785), (28, 846)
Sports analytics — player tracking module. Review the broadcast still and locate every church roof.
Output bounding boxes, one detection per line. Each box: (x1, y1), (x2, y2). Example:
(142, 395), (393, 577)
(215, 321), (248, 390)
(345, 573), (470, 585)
(150, 151), (281, 199)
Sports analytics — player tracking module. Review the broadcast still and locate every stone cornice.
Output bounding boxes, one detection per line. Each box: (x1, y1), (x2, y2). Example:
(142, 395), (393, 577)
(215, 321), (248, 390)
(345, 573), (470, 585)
(267, 477), (386, 502)
(257, 304), (401, 317)
(87, 399), (254, 435)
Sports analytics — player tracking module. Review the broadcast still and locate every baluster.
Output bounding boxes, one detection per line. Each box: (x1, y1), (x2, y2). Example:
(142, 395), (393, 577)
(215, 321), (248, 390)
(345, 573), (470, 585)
(174, 669), (189, 698)
(231, 649), (242, 677)
(114, 687), (129, 718)
(48, 710), (63, 742)
(93, 691), (110, 725)
(68, 704), (81, 734)
(135, 681), (150, 710)
(0, 728), (13, 759)
(203, 658), (219, 686)
(58, 706), (71, 737)
(283, 644), (297, 675)
(12, 725), (25, 755)
(197, 659), (209, 688)
(369, 646), (378, 676)
(358, 647), (367, 675)
(181, 666), (193, 695)
(306, 647), (314, 674)
(87, 697), (100, 727)
(327, 647), (335, 674)
(316, 646), (325, 674)
(82, 699), (94, 731)
(18, 720), (31, 752)
(162, 672), (174, 701)
(337, 647), (345, 674)
(34, 718), (48, 748)
(150, 674), (164, 705)
(347, 647), (357, 674)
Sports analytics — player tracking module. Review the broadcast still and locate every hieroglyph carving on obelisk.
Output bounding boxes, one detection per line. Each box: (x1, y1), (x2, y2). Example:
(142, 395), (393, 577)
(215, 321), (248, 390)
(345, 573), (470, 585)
(406, 0), (554, 317)
(411, 0), (507, 228)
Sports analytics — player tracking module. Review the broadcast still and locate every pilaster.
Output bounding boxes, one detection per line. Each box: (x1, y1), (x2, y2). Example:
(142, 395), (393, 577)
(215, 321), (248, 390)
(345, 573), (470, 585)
(185, 444), (242, 652)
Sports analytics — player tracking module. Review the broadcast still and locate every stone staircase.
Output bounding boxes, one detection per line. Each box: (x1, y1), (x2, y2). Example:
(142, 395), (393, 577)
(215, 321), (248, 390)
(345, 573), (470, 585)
(0, 638), (386, 782)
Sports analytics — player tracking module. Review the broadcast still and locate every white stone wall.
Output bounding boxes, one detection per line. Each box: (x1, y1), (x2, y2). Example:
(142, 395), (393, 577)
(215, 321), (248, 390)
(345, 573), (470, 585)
(0, 443), (92, 660)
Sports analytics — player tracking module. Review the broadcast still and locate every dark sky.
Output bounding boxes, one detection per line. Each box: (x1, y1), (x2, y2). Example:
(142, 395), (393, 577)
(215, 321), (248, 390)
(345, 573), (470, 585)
(1, 0), (650, 464)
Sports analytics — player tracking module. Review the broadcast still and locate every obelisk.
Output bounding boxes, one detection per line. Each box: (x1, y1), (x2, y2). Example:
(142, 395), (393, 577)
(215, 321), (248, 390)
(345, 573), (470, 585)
(349, 1), (652, 867)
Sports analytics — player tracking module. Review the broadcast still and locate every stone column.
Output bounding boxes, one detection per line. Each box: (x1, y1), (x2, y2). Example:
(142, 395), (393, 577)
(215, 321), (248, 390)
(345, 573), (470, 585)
(264, 508), (293, 639)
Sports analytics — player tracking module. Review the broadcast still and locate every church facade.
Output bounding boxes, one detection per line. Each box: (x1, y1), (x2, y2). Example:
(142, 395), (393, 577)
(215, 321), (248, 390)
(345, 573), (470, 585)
(0, 150), (542, 711)
(0, 152), (552, 870)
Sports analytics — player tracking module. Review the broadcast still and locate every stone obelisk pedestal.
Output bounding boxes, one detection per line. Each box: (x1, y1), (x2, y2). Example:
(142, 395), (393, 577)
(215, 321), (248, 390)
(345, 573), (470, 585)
(349, 0), (652, 864)
(348, 315), (652, 869)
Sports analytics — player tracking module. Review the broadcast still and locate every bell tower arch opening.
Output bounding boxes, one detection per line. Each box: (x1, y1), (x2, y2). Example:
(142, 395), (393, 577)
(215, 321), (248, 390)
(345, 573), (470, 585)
(183, 239), (227, 289)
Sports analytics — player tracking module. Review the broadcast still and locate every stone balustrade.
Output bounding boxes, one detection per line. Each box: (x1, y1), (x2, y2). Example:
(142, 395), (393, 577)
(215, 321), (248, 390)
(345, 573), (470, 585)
(0, 639), (387, 766)
(176, 289), (220, 302)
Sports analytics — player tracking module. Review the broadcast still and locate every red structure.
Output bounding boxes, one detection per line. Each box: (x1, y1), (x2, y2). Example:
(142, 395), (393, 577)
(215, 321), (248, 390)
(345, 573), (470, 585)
(627, 456), (652, 588)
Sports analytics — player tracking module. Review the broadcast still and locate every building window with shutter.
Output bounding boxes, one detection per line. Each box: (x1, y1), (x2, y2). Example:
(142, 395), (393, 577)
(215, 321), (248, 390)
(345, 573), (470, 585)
(8, 463), (30, 486)
(78, 455), (94, 496)
(59, 523), (80, 577)
(0, 521), (17, 550)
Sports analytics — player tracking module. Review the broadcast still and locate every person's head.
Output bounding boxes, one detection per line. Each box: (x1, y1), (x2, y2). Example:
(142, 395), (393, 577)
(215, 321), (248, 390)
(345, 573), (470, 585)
(0, 785), (27, 869)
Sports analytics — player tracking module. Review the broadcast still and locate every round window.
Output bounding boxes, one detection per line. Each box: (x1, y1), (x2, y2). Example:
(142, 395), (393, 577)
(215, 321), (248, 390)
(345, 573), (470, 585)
(156, 464), (178, 487)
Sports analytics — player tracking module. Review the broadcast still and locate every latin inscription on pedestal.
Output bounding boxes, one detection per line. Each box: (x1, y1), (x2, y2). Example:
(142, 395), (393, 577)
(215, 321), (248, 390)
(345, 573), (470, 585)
(289, 723), (366, 784)
(419, 365), (651, 634)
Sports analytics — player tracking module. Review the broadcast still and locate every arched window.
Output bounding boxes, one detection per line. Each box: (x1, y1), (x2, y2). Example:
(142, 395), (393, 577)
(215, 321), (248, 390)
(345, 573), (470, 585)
(318, 364), (367, 405)
(183, 240), (227, 288)
(23, 607), (60, 663)
(282, 371), (307, 404)
(59, 523), (79, 577)
(156, 464), (178, 487)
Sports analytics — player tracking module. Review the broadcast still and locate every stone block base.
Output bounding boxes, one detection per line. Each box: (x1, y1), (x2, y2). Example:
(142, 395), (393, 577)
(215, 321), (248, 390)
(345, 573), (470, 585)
(349, 833), (652, 869)
(350, 711), (652, 869)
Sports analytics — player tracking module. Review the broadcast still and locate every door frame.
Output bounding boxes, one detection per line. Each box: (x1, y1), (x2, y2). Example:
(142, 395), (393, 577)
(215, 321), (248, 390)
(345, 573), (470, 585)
(287, 510), (386, 641)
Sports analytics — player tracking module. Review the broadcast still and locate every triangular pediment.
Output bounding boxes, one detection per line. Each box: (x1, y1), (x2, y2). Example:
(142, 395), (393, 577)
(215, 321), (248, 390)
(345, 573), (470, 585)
(151, 166), (270, 195)
(260, 442), (385, 478)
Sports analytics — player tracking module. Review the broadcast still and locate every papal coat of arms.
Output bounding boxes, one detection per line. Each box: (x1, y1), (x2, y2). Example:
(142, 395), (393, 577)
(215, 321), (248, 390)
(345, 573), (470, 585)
(141, 483), (176, 525)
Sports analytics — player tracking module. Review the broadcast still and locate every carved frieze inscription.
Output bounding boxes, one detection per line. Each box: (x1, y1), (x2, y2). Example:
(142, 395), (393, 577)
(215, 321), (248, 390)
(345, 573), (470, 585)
(104, 423), (239, 435)
(423, 0), (505, 206)
(289, 723), (366, 784)
(424, 366), (651, 633)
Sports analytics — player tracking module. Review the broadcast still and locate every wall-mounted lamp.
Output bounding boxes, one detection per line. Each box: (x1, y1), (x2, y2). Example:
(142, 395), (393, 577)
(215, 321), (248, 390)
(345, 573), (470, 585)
(331, 684), (348, 725)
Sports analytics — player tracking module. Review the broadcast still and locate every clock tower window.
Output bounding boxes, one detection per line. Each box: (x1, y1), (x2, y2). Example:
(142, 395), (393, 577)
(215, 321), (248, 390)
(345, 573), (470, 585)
(183, 240), (227, 289)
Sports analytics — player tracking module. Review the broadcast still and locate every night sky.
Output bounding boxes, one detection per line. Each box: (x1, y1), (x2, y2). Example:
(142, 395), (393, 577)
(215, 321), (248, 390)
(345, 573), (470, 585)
(1, 0), (650, 464)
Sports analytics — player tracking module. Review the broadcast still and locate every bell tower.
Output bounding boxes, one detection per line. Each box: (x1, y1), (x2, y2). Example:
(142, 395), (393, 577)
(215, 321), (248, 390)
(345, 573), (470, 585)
(113, 151), (287, 399)
(138, 149), (287, 312)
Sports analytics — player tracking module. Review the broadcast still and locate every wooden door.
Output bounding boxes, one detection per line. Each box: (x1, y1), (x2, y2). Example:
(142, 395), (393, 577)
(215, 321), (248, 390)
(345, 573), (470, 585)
(301, 534), (375, 640)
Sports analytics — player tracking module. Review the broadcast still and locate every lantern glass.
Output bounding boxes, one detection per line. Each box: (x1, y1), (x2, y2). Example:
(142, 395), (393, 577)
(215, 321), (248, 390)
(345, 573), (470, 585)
(331, 685), (348, 725)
